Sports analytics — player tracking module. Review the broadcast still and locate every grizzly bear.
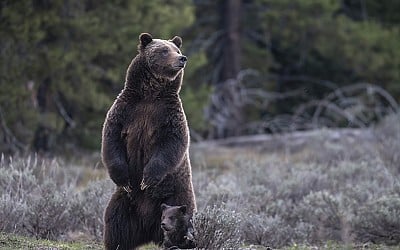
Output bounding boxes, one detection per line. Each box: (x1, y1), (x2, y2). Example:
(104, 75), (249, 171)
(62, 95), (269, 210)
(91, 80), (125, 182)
(161, 203), (196, 249)
(101, 33), (196, 250)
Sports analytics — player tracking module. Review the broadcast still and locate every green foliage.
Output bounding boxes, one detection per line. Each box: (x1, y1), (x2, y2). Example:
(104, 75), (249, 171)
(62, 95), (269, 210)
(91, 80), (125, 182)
(2, 0), (400, 146)
(181, 84), (212, 135)
(252, 0), (400, 99)
(0, 0), (194, 152)
(185, 0), (400, 136)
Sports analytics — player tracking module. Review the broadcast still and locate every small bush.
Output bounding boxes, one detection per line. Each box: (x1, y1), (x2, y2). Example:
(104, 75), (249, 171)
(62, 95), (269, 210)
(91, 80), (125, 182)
(295, 191), (344, 243)
(353, 195), (400, 245)
(194, 204), (242, 249)
(375, 114), (400, 173)
(242, 212), (314, 248)
(23, 181), (73, 240)
(243, 214), (294, 248)
(70, 179), (113, 240)
(0, 193), (26, 234)
(0, 156), (39, 195)
(0, 155), (108, 241)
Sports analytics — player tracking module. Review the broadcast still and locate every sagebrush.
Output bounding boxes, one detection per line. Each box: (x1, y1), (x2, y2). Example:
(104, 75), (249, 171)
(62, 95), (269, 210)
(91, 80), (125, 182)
(0, 114), (399, 249)
(0, 155), (113, 241)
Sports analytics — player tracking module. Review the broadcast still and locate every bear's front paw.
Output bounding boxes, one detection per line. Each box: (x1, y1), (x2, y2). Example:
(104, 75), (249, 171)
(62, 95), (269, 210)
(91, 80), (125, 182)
(140, 168), (163, 190)
(140, 175), (162, 190)
(140, 178), (148, 190)
(123, 185), (132, 193)
(141, 162), (166, 190)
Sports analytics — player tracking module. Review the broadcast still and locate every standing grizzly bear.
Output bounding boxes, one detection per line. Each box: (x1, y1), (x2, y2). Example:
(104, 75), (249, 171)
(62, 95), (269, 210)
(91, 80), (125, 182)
(102, 33), (196, 250)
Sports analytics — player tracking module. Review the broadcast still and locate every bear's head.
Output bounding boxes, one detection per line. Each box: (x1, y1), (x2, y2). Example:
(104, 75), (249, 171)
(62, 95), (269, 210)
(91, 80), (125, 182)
(139, 33), (187, 80)
(161, 203), (188, 232)
(160, 203), (195, 248)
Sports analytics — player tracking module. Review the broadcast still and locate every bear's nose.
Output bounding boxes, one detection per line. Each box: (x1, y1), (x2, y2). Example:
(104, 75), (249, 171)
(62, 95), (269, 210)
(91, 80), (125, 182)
(161, 222), (166, 227)
(179, 56), (187, 63)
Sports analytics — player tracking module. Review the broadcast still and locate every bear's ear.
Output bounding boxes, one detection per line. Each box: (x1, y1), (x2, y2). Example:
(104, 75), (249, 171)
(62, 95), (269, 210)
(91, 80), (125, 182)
(179, 205), (187, 214)
(170, 36), (182, 48)
(139, 33), (153, 48)
(161, 203), (169, 211)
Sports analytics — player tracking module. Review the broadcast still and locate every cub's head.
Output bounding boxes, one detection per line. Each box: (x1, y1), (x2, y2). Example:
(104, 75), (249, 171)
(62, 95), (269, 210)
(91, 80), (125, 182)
(160, 203), (196, 248)
(161, 203), (188, 232)
(138, 33), (187, 80)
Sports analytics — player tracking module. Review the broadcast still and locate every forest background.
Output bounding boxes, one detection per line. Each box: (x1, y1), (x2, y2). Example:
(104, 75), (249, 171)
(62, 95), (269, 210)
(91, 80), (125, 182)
(1, 0), (400, 154)
(1, 1), (400, 249)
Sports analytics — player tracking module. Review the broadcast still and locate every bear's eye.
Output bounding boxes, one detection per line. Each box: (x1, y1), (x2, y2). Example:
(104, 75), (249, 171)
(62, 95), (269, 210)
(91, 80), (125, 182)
(162, 48), (169, 56)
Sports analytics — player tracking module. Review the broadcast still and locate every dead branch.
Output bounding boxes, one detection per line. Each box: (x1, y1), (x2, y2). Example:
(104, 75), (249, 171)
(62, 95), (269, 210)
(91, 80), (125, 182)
(293, 83), (399, 130)
(196, 128), (375, 150)
(53, 95), (76, 128)
(0, 106), (25, 152)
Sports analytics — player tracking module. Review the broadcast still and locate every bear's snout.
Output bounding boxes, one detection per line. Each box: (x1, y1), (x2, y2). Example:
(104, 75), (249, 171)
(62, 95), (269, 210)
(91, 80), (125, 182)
(161, 222), (170, 231)
(179, 55), (187, 63)
(178, 55), (187, 68)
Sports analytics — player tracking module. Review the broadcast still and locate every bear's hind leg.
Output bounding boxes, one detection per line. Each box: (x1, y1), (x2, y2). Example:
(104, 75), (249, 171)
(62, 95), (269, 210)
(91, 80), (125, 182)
(104, 191), (143, 250)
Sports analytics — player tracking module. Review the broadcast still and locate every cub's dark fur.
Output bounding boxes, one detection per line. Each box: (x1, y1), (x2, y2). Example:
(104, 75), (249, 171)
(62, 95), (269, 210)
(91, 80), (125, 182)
(161, 204), (196, 249)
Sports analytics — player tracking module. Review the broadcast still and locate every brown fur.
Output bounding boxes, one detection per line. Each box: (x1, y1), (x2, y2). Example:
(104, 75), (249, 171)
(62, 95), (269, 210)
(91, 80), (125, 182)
(102, 33), (196, 250)
(161, 204), (196, 249)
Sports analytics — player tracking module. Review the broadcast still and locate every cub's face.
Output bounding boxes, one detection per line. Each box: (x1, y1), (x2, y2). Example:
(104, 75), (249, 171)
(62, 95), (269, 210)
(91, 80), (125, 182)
(160, 203), (187, 232)
(139, 33), (187, 80)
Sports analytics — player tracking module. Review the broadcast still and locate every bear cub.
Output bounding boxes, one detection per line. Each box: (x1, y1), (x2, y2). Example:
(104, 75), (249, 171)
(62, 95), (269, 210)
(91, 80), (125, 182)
(161, 204), (196, 249)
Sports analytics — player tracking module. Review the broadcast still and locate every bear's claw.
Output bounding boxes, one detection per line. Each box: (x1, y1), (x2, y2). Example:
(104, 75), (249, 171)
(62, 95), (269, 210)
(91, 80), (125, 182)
(140, 179), (149, 190)
(123, 186), (132, 193)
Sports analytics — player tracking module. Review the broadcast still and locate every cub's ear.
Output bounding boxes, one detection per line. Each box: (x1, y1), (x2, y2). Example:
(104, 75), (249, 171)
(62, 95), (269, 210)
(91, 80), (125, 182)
(139, 33), (153, 48)
(161, 203), (170, 211)
(179, 205), (187, 214)
(170, 36), (182, 48)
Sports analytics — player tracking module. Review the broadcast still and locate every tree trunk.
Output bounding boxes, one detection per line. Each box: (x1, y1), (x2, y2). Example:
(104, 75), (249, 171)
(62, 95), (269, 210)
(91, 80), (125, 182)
(219, 0), (241, 82)
(207, 0), (243, 139)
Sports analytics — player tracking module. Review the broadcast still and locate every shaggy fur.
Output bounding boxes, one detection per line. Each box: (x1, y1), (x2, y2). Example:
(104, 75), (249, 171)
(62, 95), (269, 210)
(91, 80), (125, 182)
(161, 204), (196, 249)
(102, 33), (196, 250)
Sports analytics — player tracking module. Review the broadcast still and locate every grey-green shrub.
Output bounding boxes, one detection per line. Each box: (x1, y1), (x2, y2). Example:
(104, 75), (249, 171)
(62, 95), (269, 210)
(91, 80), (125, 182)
(70, 179), (113, 241)
(191, 123), (400, 247)
(0, 193), (26, 234)
(0, 155), (98, 240)
(353, 195), (400, 245)
(1, 116), (400, 246)
(295, 191), (344, 242)
(23, 181), (73, 240)
(374, 114), (400, 173)
(242, 214), (293, 248)
(193, 204), (242, 249)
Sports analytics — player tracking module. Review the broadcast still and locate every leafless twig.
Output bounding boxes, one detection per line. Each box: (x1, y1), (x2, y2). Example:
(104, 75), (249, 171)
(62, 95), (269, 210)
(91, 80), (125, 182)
(0, 106), (25, 152)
